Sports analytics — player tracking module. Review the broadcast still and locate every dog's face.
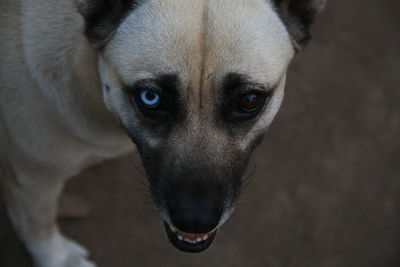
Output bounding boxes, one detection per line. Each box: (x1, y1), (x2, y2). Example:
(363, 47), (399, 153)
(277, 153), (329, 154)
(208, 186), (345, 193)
(78, 0), (324, 252)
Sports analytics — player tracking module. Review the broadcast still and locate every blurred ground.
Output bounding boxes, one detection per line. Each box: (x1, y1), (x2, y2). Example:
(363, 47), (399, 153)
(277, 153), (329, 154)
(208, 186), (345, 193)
(1, 0), (400, 266)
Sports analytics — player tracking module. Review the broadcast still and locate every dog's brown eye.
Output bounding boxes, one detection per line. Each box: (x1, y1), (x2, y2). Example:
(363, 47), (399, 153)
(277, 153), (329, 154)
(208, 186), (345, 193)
(239, 93), (262, 112)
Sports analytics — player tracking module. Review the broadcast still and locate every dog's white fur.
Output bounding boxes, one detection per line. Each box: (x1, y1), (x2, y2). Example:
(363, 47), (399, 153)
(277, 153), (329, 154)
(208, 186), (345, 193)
(1, 0), (296, 266)
(1, 1), (131, 266)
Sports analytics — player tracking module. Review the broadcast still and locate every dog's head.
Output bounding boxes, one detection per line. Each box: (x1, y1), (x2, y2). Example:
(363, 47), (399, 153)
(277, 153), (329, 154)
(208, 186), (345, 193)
(77, 0), (325, 252)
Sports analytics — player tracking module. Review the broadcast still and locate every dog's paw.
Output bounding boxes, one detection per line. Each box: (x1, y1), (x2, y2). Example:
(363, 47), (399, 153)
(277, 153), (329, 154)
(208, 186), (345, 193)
(61, 239), (95, 267)
(28, 232), (96, 267)
(66, 238), (90, 258)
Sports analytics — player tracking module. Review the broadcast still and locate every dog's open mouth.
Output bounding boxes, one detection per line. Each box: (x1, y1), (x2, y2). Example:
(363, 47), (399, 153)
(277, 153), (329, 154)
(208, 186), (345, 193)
(163, 222), (217, 253)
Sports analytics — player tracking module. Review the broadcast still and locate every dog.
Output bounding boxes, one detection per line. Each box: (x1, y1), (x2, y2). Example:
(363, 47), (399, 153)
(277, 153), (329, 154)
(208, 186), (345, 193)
(0, 0), (325, 266)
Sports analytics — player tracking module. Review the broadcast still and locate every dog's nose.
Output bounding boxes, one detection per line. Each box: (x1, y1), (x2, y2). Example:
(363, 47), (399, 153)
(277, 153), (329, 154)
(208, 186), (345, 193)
(168, 186), (223, 233)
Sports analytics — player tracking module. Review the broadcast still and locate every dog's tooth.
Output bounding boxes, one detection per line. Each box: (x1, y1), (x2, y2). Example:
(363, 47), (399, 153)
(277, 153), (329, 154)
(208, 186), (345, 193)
(177, 235), (183, 241)
(202, 235), (208, 241)
(196, 237), (202, 242)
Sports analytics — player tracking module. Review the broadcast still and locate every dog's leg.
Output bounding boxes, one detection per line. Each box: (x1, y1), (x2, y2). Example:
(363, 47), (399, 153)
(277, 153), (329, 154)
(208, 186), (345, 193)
(2, 173), (96, 267)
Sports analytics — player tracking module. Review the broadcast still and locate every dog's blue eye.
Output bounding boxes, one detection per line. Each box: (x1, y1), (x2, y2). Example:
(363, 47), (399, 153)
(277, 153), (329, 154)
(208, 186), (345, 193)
(140, 90), (160, 108)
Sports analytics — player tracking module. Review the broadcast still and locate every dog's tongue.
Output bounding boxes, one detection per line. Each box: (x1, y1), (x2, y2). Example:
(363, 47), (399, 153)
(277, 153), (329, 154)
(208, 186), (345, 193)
(180, 232), (208, 239)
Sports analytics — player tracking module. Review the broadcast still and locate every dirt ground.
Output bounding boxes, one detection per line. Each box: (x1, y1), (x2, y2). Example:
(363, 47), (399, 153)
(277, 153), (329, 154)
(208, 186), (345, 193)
(1, 0), (400, 266)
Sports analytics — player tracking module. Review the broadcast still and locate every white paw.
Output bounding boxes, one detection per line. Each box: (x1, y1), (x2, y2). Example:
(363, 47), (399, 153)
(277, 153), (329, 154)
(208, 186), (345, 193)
(27, 231), (96, 267)
(66, 238), (90, 258)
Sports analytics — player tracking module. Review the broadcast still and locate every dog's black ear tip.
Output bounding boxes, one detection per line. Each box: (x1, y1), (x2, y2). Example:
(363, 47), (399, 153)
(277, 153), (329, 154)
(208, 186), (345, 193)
(76, 0), (136, 48)
(272, 0), (325, 50)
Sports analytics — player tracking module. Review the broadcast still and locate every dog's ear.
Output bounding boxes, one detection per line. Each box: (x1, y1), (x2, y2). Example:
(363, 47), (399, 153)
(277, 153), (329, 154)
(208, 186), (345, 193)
(271, 0), (326, 51)
(76, 0), (137, 48)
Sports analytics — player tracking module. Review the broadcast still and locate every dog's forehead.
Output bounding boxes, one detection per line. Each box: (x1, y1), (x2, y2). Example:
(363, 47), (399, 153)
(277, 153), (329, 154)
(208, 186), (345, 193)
(105, 0), (294, 88)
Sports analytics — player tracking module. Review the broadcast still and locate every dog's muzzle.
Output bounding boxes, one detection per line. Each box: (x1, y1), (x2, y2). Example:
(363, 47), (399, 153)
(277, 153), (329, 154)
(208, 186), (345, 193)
(160, 182), (224, 252)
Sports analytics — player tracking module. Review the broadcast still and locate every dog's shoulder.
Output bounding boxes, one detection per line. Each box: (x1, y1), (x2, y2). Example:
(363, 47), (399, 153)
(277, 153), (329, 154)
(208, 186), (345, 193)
(0, 0), (132, 174)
